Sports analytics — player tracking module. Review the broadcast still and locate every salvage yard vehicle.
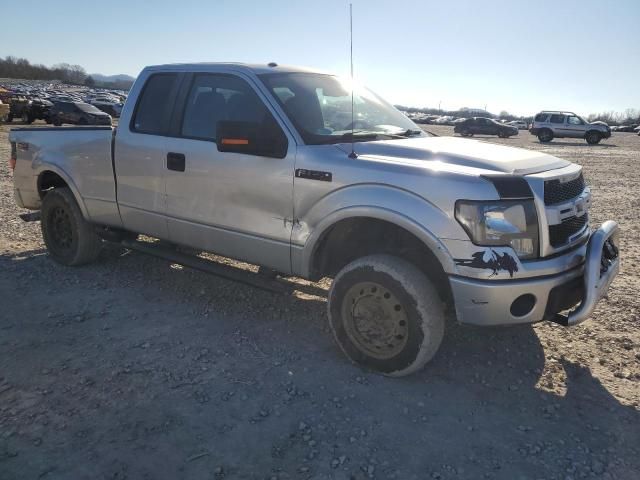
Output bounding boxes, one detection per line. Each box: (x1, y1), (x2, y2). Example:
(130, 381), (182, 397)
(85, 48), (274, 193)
(454, 117), (518, 138)
(0, 100), (8, 122)
(530, 111), (612, 144)
(20, 98), (53, 124)
(8, 63), (620, 376)
(49, 101), (112, 126)
(6, 95), (29, 122)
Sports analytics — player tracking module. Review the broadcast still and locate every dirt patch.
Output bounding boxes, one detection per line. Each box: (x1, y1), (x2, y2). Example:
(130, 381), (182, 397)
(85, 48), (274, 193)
(0, 123), (638, 479)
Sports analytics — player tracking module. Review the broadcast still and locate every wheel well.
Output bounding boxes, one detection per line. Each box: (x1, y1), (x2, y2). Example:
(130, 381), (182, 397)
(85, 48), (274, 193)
(311, 217), (452, 302)
(38, 171), (68, 198)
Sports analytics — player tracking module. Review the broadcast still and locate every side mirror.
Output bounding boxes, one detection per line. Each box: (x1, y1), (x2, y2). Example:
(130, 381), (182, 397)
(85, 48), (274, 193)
(216, 120), (288, 159)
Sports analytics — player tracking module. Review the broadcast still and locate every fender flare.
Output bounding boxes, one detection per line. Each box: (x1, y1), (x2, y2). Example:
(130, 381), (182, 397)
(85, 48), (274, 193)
(34, 164), (91, 220)
(297, 205), (459, 278)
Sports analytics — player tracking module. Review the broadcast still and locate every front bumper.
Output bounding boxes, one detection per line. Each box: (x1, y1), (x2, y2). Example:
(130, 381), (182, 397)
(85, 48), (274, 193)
(449, 221), (619, 326)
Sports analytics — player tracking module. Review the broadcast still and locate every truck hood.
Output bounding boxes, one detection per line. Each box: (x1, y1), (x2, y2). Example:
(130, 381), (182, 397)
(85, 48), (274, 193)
(336, 136), (569, 175)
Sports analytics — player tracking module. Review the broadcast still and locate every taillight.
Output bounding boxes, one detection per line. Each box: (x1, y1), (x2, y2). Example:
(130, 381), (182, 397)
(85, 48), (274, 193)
(9, 142), (16, 171)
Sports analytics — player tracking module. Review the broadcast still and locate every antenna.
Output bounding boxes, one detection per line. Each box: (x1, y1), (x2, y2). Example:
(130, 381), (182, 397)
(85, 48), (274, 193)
(348, 3), (357, 159)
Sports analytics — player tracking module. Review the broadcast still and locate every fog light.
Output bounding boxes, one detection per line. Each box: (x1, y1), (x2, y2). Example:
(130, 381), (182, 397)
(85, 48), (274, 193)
(510, 294), (536, 317)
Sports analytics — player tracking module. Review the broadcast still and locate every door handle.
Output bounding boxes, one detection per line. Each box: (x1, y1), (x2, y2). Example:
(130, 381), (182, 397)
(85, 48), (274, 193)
(167, 152), (186, 172)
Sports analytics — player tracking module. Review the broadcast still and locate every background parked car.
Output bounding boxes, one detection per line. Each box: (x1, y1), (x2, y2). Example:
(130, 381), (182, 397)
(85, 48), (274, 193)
(508, 120), (528, 129)
(454, 117), (518, 138)
(615, 124), (639, 133)
(530, 111), (611, 144)
(50, 101), (112, 126)
(91, 101), (123, 118)
(23, 98), (53, 124)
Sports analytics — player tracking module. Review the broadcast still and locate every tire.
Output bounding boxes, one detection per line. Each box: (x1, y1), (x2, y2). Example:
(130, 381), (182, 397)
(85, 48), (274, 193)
(7, 112), (13, 122)
(586, 131), (601, 145)
(537, 129), (553, 142)
(22, 111), (31, 124)
(328, 254), (445, 377)
(41, 188), (102, 266)
(459, 128), (472, 137)
(52, 116), (62, 126)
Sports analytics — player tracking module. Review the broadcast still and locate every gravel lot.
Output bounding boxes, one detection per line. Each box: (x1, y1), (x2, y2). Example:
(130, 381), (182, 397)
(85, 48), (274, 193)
(1, 123), (639, 480)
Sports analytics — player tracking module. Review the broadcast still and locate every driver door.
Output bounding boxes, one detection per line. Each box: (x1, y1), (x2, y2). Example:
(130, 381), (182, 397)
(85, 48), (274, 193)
(163, 72), (296, 273)
(564, 115), (586, 138)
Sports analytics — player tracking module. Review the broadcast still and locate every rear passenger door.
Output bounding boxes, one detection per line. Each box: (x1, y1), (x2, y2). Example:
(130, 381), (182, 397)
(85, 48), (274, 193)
(549, 114), (566, 136)
(162, 71), (296, 273)
(114, 72), (182, 239)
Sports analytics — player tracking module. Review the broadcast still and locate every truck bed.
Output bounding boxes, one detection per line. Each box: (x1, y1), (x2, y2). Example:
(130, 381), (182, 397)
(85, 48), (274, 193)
(9, 126), (121, 226)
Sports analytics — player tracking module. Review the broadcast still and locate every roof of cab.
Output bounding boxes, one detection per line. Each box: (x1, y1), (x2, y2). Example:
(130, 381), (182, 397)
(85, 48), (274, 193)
(143, 62), (329, 76)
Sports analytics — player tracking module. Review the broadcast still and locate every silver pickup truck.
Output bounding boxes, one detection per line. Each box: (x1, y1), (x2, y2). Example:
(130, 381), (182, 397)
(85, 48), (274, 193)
(9, 63), (620, 376)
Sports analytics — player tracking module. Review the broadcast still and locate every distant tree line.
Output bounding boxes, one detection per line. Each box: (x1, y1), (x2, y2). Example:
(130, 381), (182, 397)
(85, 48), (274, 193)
(0, 55), (133, 90)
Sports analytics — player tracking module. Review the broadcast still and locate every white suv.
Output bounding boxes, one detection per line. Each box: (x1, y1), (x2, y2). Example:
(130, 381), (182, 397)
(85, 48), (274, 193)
(530, 111), (611, 144)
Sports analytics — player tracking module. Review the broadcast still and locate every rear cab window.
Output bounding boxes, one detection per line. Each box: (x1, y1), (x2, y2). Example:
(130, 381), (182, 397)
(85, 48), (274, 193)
(131, 73), (181, 135)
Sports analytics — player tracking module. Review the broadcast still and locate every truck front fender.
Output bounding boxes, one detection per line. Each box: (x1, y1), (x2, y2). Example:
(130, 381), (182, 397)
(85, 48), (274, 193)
(292, 183), (461, 278)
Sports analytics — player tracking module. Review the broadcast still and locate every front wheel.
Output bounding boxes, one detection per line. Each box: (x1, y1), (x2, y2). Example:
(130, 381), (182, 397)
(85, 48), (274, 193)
(586, 131), (601, 145)
(41, 188), (102, 266)
(328, 254), (445, 377)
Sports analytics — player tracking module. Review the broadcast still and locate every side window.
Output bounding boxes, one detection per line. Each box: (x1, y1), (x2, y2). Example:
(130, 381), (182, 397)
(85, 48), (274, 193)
(549, 114), (565, 124)
(132, 73), (180, 135)
(567, 116), (583, 125)
(534, 113), (548, 122)
(181, 74), (271, 142)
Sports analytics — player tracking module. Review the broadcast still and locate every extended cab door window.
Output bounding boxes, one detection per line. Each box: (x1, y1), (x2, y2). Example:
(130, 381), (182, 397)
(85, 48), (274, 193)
(549, 114), (565, 124)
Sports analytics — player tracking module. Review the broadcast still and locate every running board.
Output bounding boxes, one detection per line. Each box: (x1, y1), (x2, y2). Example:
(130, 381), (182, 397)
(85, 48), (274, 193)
(19, 212), (41, 222)
(120, 239), (291, 294)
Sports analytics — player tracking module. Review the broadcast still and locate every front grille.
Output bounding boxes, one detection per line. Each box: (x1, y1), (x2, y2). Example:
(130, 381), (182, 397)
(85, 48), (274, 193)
(544, 174), (585, 205)
(549, 215), (588, 247)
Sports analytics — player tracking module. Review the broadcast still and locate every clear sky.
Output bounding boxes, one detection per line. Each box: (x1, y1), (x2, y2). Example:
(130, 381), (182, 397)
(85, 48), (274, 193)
(1, 0), (638, 116)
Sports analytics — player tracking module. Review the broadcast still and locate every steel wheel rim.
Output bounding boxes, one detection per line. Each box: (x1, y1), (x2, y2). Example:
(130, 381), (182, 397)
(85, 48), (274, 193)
(341, 281), (409, 359)
(49, 206), (74, 254)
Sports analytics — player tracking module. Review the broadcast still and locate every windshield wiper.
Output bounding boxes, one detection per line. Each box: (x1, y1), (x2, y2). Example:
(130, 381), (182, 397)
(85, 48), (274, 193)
(400, 128), (424, 137)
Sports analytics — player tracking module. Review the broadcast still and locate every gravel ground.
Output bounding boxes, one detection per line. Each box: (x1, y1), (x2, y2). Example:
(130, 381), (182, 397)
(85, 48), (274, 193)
(0, 123), (639, 480)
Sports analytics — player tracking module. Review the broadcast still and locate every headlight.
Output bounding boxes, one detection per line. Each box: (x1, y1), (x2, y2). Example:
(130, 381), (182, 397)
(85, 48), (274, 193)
(455, 200), (539, 259)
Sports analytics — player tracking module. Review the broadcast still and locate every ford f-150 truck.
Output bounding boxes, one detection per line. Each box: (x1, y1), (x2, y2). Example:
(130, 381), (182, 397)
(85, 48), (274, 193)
(9, 63), (620, 376)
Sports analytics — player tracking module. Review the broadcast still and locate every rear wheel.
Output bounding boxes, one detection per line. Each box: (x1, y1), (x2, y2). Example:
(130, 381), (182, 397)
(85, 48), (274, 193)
(538, 129), (553, 142)
(586, 131), (601, 145)
(41, 188), (102, 266)
(328, 254), (445, 377)
(52, 116), (62, 126)
(22, 111), (32, 124)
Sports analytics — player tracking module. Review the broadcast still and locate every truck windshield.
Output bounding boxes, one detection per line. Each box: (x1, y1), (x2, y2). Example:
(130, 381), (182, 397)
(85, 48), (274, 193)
(259, 72), (423, 145)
